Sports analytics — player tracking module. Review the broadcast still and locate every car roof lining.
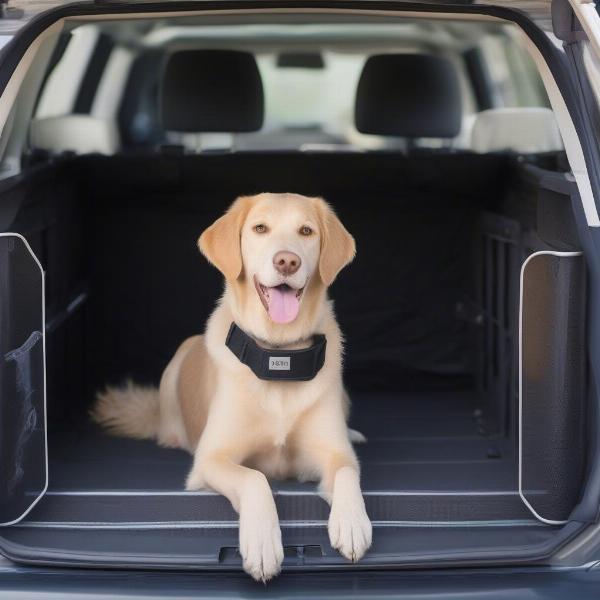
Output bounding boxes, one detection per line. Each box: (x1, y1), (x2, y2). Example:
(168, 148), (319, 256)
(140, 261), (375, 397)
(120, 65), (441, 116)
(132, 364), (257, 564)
(56, 14), (520, 60)
(3, 0), (555, 35)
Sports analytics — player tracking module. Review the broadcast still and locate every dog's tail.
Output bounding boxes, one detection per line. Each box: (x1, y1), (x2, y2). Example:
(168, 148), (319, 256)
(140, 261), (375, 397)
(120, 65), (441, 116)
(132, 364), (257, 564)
(90, 380), (160, 440)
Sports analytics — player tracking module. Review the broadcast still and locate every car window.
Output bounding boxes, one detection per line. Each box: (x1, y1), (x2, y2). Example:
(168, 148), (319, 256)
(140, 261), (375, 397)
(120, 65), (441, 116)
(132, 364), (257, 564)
(479, 32), (550, 108)
(29, 19), (552, 154)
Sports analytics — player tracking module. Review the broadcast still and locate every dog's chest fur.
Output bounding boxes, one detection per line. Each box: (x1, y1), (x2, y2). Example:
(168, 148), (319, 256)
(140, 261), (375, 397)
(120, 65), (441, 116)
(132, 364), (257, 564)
(241, 378), (319, 478)
(254, 379), (317, 446)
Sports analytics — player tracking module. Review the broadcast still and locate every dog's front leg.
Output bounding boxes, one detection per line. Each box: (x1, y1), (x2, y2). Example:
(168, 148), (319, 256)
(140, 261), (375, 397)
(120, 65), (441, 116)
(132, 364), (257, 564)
(319, 453), (372, 562)
(296, 398), (372, 562)
(186, 452), (284, 582)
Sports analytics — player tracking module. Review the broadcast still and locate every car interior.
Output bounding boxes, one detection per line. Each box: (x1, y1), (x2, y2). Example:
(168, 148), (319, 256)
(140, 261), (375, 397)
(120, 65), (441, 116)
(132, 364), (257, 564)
(0, 11), (589, 569)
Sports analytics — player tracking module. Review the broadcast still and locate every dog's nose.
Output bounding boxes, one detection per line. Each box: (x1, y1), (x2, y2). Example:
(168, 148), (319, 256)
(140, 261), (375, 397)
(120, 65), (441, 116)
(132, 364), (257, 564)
(273, 251), (301, 276)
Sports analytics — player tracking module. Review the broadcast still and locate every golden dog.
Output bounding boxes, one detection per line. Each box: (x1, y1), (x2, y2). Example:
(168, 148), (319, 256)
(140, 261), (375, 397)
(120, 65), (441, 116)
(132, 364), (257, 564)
(92, 193), (371, 581)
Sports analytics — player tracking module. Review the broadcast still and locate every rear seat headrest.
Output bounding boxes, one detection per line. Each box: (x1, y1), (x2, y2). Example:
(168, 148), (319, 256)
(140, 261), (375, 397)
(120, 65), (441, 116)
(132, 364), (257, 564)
(355, 54), (462, 138)
(160, 49), (264, 133)
(471, 107), (563, 154)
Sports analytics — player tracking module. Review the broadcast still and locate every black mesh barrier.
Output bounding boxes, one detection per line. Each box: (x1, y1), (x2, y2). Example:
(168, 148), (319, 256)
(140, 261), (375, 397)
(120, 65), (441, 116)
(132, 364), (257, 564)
(0, 235), (46, 524)
(521, 252), (586, 522)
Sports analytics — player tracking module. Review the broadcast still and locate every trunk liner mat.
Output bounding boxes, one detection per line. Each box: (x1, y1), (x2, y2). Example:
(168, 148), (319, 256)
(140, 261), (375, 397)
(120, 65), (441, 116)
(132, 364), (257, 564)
(27, 390), (535, 524)
(1, 389), (567, 567)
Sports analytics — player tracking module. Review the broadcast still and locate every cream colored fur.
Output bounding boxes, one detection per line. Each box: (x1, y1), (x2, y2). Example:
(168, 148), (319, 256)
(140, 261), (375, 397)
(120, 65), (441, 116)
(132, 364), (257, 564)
(92, 193), (372, 582)
(91, 380), (160, 441)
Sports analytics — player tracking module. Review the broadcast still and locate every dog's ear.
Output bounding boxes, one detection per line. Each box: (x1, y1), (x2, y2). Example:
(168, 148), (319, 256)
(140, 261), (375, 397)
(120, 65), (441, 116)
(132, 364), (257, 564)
(198, 196), (253, 281)
(313, 198), (356, 286)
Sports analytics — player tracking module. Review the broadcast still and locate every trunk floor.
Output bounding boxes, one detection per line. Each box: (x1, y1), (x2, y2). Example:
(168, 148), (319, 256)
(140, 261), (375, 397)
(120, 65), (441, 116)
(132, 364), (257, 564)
(27, 390), (536, 524)
(47, 390), (517, 493)
(3, 390), (561, 570)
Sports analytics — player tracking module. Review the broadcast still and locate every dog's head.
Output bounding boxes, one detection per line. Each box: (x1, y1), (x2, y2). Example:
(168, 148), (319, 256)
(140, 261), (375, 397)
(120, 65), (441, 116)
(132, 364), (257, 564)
(199, 193), (355, 333)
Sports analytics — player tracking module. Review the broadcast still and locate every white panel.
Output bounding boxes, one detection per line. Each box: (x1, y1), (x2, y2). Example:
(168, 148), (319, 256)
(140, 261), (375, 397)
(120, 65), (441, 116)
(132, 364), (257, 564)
(30, 114), (119, 155)
(471, 107), (563, 154)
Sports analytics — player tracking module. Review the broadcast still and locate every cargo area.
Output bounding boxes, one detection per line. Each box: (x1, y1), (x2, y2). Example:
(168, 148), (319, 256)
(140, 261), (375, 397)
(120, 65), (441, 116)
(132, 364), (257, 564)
(0, 148), (587, 567)
(0, 11), (590, 569)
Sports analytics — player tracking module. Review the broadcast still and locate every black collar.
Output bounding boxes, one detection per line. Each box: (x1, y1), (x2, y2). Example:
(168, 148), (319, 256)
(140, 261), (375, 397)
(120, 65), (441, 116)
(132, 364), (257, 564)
(225, 322), (326, 381)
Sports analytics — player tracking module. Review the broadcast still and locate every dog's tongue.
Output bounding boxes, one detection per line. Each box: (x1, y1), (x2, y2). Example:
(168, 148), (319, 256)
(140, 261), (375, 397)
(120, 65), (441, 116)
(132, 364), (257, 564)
(268, 286), (299, 324)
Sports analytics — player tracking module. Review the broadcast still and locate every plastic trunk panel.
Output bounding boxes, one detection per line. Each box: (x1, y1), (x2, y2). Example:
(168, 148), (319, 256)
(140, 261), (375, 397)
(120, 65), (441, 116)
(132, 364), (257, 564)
(0, 233), (47, 525)
(519, 251), (586, 525)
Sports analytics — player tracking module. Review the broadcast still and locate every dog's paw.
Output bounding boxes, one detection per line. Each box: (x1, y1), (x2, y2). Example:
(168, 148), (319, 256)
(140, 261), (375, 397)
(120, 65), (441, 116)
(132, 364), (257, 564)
(239, 507), (284, 582)
(184, 470), (205, 491)
(348, 428), (367, 444)
(158, 432), (186, 449)
(328, 468), (372, 562)
(328, 500), (372, 562)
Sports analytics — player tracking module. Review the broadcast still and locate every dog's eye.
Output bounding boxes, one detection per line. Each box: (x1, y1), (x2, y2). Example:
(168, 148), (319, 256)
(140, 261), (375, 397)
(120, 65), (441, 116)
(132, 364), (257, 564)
(299, 226), (313, 236)
(254, 224), (268, 234)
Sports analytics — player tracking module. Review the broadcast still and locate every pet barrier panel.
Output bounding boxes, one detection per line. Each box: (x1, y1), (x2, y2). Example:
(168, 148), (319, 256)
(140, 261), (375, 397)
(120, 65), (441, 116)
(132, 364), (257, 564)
(0, 233), (47, 525)
(519, 251), (586, 524)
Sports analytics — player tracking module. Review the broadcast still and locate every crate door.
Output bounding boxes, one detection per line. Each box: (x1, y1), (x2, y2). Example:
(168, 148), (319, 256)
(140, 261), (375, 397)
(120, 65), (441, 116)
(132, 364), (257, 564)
(0, 233), (46, 525)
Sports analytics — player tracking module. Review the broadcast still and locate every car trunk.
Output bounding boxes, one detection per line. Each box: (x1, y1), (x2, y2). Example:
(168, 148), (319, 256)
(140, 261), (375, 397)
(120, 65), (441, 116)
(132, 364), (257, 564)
(0, 148), (588, 568)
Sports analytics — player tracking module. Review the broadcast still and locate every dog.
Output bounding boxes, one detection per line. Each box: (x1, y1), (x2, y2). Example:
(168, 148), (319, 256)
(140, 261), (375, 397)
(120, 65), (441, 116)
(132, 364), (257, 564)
(92, 192), (372, 581)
